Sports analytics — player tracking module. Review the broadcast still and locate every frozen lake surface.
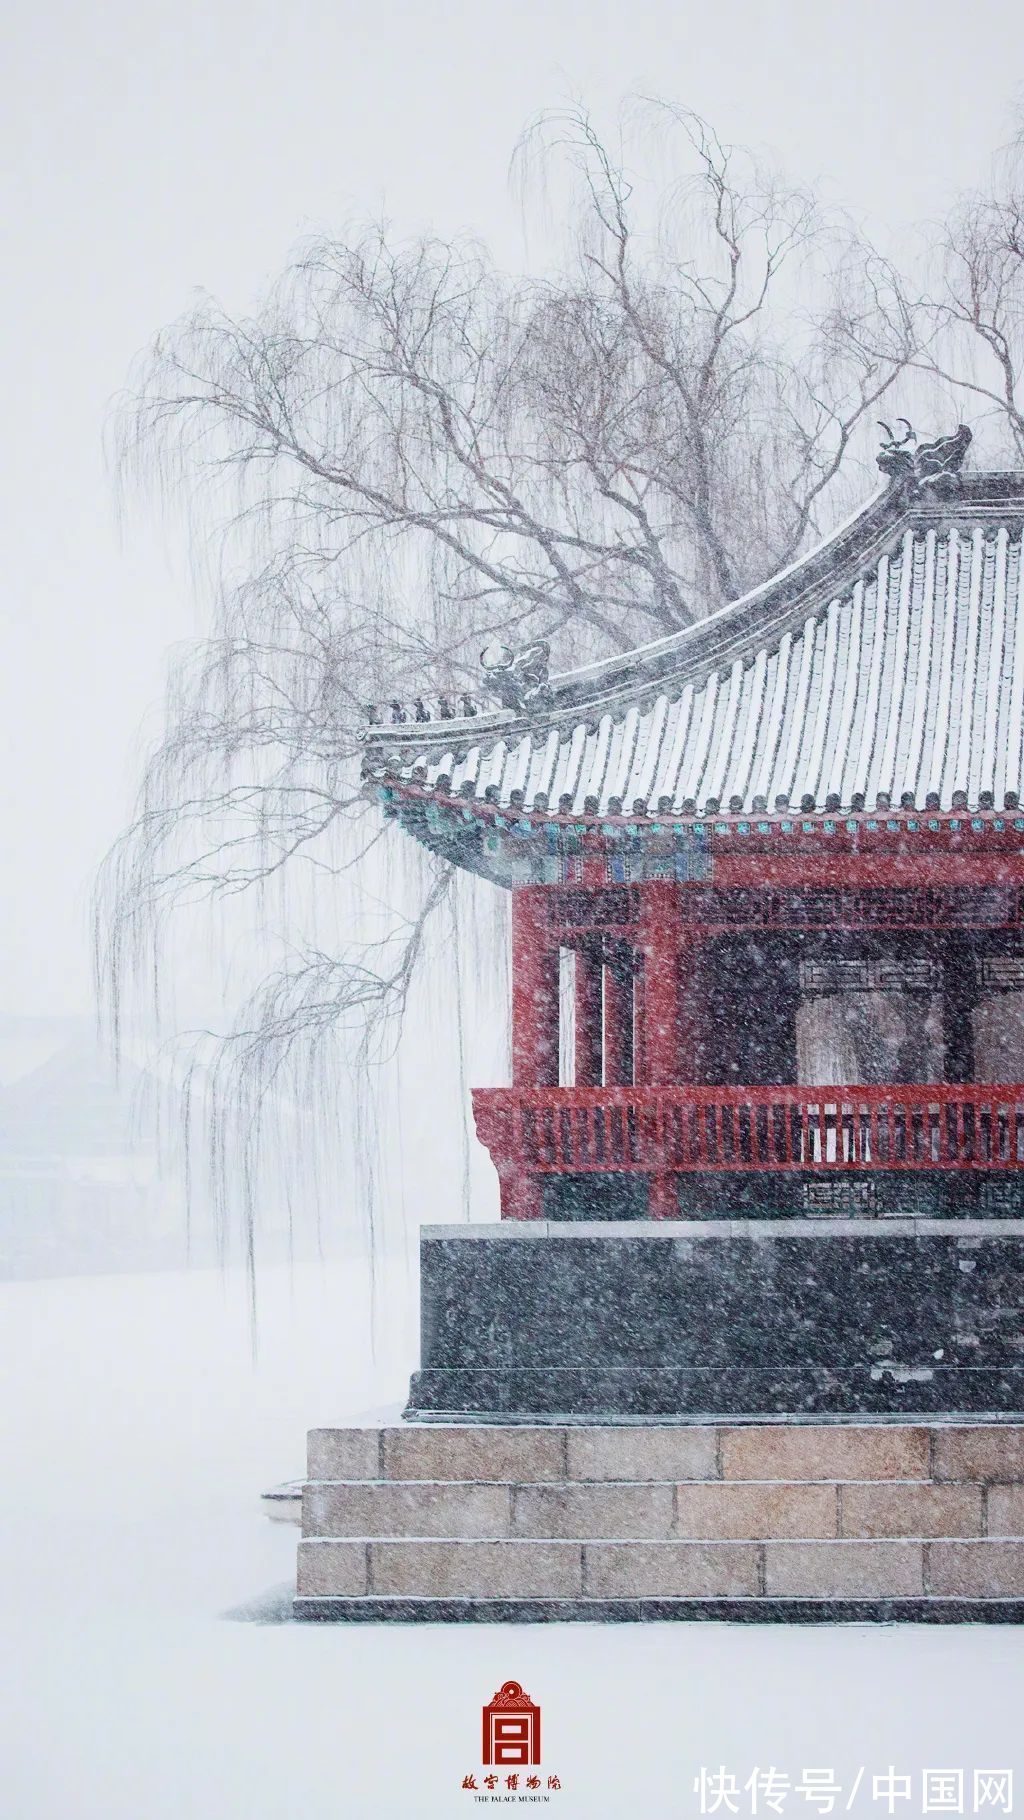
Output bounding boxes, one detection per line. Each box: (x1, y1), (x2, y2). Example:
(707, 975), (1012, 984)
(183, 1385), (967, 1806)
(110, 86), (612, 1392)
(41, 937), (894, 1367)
(3, 1258), (1024, 1818)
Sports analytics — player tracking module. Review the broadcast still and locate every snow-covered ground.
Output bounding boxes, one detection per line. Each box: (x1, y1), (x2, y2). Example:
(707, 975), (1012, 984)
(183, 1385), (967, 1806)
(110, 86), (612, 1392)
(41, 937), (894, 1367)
(3, 1259), (1024, 1820)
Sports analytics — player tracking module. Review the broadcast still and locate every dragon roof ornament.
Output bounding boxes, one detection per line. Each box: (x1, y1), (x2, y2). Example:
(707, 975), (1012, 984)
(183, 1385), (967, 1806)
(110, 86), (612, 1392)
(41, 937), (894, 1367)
(478, 640), (552, 713)
(876, 420), (972, 489)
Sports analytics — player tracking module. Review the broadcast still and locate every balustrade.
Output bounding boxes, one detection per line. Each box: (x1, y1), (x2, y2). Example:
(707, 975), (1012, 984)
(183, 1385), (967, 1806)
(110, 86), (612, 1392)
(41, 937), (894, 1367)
(473, 1083), (1024, 1203)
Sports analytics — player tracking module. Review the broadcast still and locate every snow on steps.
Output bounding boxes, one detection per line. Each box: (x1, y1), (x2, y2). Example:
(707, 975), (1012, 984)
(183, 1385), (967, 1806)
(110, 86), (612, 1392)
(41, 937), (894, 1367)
(293, 1422), (1024, 1621)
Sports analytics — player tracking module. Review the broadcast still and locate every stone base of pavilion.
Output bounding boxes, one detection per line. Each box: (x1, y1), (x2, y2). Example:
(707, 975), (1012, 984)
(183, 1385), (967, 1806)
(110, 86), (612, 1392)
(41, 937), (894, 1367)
(294, 1418), (1024, 1621)
(407, 1220), (1024, 1420)
(294, 1218), (1024, 1622)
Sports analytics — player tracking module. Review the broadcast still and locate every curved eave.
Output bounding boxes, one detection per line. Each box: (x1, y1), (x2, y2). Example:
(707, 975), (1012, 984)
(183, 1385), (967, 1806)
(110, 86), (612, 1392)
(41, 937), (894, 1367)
(379, 779), (1024, 840)
(367, 475), (1024, 825)
(377, 777), (1024, 890)
(365, 473), (1024, 767)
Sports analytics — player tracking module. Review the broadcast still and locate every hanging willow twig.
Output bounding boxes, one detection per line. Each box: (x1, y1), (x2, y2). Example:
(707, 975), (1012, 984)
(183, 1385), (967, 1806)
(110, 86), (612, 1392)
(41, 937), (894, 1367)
(95, 98), (914, 1257)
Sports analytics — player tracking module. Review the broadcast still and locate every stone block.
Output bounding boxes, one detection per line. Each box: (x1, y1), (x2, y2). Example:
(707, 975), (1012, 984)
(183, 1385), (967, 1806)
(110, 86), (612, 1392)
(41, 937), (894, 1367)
(304, 1481), (511, 1539)
(927, 1541), (1024, 1597)
(987, 1485), (1024, 1535)
(368, 1540), (582, 1599)
(584, 1542), (759, 1598)
(932, 1427), (1024, 1484)
(382, 1426), (565, 1483)
(674, 1483), (837, 1540)
(764, 1541), (924, 1598)
(840, 1484), (982, 1539)
(566, 1426), (717, 1482)
(722, 1426), (929, 1483)
(306, 1428), (381, 1481)
(511, 1483), (674, 1539)
(296, 1540), (368, 1597)
(412, 1225), (1024, 1418)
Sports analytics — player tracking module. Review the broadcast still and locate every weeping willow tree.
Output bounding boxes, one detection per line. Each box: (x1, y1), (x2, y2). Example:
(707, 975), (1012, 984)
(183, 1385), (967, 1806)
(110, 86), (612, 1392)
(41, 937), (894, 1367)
(97, 100), (915, 1257)
(909, 121), (1024, 462)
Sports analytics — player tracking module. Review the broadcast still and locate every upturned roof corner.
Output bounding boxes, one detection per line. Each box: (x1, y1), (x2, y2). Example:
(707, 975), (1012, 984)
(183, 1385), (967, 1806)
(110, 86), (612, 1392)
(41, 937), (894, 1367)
(363, 461), (1024, 863)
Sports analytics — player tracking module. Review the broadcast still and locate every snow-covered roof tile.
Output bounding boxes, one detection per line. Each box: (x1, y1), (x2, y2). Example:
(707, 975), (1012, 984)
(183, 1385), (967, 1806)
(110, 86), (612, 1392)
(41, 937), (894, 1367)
(365, 473), (1024, 818)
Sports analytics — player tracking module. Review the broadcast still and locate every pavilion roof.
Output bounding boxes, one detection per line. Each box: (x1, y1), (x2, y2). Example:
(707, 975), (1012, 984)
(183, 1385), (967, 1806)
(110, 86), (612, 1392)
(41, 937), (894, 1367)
(363, 472), (1024, 823)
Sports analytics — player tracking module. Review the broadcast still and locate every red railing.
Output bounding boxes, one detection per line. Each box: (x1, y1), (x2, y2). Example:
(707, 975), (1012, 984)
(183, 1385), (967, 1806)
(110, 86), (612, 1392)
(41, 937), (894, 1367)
(473, 1083), (1024, 1176)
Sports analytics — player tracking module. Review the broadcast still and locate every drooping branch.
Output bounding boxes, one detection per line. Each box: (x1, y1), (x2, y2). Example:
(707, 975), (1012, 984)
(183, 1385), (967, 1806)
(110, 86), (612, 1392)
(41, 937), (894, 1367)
(906, 123), (1024, 460)
(97, 95), (916, 1250)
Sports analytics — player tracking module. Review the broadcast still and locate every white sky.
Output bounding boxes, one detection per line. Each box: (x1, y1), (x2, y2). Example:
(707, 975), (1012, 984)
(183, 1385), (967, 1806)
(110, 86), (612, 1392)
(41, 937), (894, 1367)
(3, 0), (1021, 1016)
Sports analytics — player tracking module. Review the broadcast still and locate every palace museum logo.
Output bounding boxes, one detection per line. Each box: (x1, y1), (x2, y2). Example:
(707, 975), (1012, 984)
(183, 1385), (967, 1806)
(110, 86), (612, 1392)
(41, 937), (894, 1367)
(461, 1682), (563, 1798)
(483, 1681), (541, 1767)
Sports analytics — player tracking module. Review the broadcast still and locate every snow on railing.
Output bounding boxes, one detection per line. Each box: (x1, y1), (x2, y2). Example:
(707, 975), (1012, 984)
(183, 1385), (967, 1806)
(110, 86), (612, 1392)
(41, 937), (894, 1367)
(473, 1082), (1024, 1176)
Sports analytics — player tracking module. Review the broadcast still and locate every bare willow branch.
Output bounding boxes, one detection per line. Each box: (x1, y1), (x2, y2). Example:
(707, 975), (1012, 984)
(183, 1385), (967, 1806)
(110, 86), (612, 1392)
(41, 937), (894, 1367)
(96, 95), (914, 1250)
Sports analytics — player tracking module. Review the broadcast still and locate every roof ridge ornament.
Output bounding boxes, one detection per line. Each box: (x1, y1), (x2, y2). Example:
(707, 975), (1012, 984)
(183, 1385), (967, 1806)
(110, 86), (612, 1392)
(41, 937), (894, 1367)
(876, 419), (972, 490)
(479, 639), (553, 713)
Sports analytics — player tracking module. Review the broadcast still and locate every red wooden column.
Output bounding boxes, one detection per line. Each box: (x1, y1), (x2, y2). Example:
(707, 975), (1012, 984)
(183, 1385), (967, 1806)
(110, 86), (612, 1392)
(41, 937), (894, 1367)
(504, 887), (557, 1219)
(574, 943), (603, 1087)
(640, 884), (680, 1085)
(511, 887), (558, 1088)
(639, 882), (680, 1216)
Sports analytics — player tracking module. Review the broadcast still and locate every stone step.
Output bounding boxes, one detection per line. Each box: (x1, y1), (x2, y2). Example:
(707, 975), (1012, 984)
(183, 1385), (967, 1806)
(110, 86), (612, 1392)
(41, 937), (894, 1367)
(303, 1477), (1012, 1540)
(296, 1536), (1024, 1602)
(307, 1422), (1024, 1486)
(296, 1423), (1024, 1617)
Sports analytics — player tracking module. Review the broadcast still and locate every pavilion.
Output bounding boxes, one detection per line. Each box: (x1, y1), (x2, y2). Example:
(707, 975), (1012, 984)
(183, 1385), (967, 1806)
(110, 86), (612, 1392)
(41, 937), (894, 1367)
(292, 440), (1024, 1623)
(364, 458), (1024, 1232)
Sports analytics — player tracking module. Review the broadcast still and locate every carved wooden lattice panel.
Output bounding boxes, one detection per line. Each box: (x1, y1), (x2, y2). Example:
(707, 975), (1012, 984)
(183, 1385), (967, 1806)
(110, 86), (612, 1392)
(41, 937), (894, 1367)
(543, 884), (1024, 933)
(802, 1179), (877, 1215)
(800, 958), (943, 994)
(679, 886), (1022, 929)
(979, 1179), (1024, 1213)
(548, 888), (640, 928)
(977, 954), (1024, 990)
